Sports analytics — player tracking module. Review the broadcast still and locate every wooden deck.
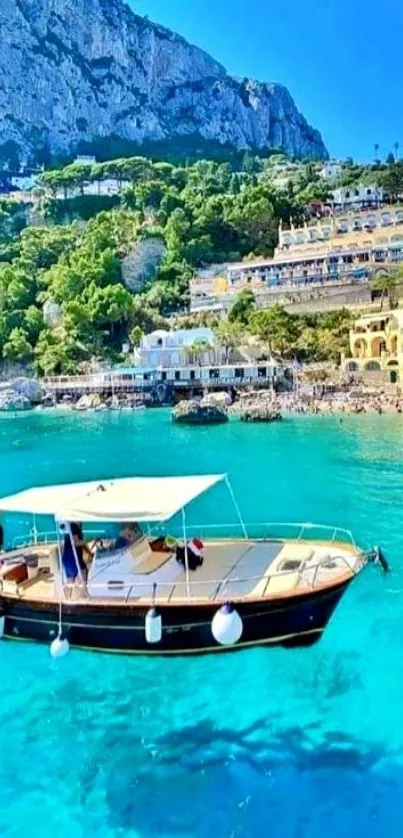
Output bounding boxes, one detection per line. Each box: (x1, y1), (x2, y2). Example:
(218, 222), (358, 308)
(0, 537), (361, 606)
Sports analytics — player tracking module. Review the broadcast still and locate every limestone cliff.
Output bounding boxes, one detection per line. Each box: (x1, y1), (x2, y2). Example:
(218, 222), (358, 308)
(0, 0), (328, 160)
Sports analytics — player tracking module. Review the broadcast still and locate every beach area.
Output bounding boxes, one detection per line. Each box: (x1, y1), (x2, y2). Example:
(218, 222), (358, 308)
(225, 384), (403, 420)
(274, 390), (403, 416)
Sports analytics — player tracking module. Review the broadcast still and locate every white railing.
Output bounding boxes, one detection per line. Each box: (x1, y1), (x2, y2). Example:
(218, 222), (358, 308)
(5, 522), (373, 602)
(153, 521), (356, 547)
(83, 550), (370, 603)
(10, 521), (356, 550)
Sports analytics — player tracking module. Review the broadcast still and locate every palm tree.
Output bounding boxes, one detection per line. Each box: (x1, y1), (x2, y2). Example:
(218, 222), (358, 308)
(395, 142), (400, 161)
(213, 320), (243, 363)
(374, 143), (380, 163)
(184, 339), (214, 366)
(371, 270), (401, 311)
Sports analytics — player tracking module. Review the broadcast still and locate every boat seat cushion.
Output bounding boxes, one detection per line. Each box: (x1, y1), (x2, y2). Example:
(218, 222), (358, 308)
(277, 544), (315, 563)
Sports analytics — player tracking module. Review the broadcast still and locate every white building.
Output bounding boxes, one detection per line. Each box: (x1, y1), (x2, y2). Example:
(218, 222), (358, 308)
(10, 173), (38, 191)
(74, 155), (97, 166)
(330, 184), (383, 209)
(138, 328), (223, 368)
(320, 161), (342, 180)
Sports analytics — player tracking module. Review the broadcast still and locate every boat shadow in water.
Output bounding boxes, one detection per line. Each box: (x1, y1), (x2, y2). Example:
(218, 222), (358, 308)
(94, 718), (391, 835)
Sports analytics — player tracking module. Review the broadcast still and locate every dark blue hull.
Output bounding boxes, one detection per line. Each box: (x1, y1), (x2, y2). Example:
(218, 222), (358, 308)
(0, 579), (351, 655)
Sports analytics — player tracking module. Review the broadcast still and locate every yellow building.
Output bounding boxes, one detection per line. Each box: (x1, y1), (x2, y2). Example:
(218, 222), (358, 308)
(343, 310), (403, 383)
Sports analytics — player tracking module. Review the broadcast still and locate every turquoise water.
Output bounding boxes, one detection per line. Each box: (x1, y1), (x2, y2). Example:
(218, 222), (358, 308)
(0, 410), (403, 837)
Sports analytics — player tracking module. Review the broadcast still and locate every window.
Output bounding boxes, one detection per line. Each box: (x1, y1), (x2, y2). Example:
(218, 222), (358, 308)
(157, 338), (163, 347)
(258, 367), (267, 378)
(174, 370), (180, 381)
(209, 369), (219, 379)
(367, 188), (372, 196)
(143, 374), (149, 381)
(355, 189), (360, 197)
(190, 370), (195, 381)
(235, 368), (244, 379)
(161, 371), (167, 381)
(345, 191), (350, 198)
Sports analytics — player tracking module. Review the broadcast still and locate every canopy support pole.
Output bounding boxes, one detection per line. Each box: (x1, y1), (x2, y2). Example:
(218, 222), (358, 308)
(225, 476), (248, 539)
(56, 527), (66, 601)
(181, 507), (191, 598)
(32, 514), (38, 545)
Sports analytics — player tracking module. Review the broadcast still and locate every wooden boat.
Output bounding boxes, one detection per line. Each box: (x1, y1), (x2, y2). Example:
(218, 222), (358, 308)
(0, 475), (387, 657)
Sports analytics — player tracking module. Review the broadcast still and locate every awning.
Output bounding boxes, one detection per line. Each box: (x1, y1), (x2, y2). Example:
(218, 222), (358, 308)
(0, 475), (225, 523)
(0, 481), (100, 516)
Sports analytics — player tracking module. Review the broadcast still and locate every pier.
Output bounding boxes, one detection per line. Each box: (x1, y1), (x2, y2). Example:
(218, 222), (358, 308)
(42, 362), (283, 404)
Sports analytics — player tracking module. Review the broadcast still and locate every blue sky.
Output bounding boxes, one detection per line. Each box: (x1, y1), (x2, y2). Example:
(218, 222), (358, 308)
(129, 0), (402, 161)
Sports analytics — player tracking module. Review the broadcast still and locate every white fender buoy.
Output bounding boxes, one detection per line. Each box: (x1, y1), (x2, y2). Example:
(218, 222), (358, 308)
(211, 603), (243, 646)
(50, 636), (70, 658)
(0, 615), (5, 639)
(145, 607), (162, 644)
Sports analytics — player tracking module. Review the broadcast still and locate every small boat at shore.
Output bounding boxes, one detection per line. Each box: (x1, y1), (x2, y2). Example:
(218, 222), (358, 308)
(0, 475), (388, 657)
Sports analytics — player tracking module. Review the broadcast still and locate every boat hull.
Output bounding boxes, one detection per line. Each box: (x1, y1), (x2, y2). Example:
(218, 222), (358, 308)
(0, 580), (352, 655)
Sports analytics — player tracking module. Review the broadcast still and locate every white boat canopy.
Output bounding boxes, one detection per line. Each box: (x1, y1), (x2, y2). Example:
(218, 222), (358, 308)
(0, 475), (226, 523)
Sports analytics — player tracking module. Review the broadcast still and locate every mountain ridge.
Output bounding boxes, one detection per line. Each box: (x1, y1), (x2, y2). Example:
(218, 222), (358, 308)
(0, 0), (328, 162)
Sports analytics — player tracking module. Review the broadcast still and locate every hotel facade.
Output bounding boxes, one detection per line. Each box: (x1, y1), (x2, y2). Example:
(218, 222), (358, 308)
(342, 309), (403, 383)
(190, 206), (403, 314)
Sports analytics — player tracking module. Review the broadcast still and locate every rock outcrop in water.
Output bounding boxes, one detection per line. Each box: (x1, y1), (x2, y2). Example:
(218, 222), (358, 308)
(0, 378), (43, 410)
(0, 0), (328, 161)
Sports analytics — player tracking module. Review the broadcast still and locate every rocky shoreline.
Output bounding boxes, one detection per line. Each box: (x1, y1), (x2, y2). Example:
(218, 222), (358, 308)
(0, 378), (401, 419)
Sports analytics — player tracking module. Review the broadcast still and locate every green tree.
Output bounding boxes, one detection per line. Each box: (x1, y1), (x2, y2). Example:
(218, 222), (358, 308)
(129, 325), (144, 347)
(249, 305), (299, 357)
(165, 208), (191, 260)
(24, 306), (44, 343)
(3, 327), (32, 361)
(228, 289), (255, 325)
(213, 319), (243, 362)
(371, 270), (401, 310)
(184, 339), (214, 365)
(35, 329), (79, 374)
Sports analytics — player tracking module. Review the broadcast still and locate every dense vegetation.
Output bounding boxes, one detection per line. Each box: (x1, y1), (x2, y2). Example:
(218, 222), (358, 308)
(208, 293), (353, 364)
(0, 154), (331, 373)
(0, 151), (401, 374)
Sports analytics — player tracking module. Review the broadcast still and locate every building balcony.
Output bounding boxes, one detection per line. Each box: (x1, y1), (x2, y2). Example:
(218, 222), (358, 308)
(350, 327), (386, 340)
